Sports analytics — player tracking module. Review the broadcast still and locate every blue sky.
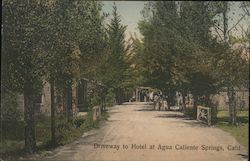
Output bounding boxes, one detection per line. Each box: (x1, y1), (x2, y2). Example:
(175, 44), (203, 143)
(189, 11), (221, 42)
(102, 1), (250, 40)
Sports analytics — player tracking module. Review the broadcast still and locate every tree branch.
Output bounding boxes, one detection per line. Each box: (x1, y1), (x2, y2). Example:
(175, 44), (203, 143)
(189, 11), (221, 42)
(214, 27), (224, 42)
(241, 2), (250, 16)
(214, 23), (224, 33)
(228, 12), (248, 33)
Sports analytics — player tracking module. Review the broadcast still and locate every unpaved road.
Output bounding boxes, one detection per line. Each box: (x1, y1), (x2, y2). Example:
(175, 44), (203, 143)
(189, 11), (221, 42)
(22, 102), (248, 161)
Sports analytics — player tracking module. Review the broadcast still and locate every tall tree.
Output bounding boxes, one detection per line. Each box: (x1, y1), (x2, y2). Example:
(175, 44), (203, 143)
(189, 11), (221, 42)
(40, 0), (106, 143)
(2, 0), (47, 153)
(212, 2), (250, 125)
(178, 1), (219, 106)
(98, 4), (129, 104)
(137, 1), (224, 108)
(138, 1), (181, 93)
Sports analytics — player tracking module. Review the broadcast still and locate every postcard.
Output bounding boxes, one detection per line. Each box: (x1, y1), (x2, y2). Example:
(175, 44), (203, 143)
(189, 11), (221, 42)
(1, 1), (249, 161)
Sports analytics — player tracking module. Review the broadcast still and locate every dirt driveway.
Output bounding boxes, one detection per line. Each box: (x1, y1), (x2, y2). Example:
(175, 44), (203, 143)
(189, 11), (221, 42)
(22, 102), (248, 161)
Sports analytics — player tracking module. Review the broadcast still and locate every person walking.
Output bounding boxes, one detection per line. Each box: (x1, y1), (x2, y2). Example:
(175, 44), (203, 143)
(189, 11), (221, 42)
(153, 94), (158, 110)
(149, 91), (154, 102)
(158, 94), (163, 111)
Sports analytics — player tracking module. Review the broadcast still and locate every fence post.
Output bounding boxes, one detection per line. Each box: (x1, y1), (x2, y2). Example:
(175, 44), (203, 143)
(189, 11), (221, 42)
(92, 106), (97, 122)
(93, 106), (101, 122)
(197, 106), (200, 121)
(98, 106), (101, 119)
(207, 108), (211, 126)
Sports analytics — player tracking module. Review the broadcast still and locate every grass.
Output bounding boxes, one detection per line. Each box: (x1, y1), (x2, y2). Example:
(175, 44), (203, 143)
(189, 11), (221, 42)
(215, 110), (249, 151)
(101, 110), (109, 121)
(183, 108), (249, 151)
(0, 119), (51, 160)
(0, 110), (109, 161)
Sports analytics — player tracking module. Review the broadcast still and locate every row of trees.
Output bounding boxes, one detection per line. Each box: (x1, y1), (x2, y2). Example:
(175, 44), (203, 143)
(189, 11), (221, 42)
(132, 1), (249, 123)
(2, 0), (133, 154)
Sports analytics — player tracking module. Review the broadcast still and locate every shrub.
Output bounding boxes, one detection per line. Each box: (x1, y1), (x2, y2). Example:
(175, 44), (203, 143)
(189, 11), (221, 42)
(54, 114), (89, 145)
(73, 116), (86, 128)
(105, 88), (116, 107)
(1, 90), (22, 120)
(184, 106), (197, 119)
(54, 114), (74, 145)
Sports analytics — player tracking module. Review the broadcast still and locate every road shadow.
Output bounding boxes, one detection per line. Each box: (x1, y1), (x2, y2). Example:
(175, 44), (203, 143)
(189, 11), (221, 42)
(135, 108), (155, 111)
(155, 113), (210, 128)
(122, 102), (153, 106)
(216, 116), (249, 124)
(118, 103), (137, 106)
(156, 113), (186, 118)
(133, 103), (154, 111)
(182, 121), (211, 128)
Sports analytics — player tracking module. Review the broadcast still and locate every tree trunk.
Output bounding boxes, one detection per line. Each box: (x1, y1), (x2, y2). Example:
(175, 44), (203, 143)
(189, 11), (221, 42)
(227, 86), (237, 125)
(193, 95), (198, 108)
(116, 88), (122, 105)
(222, 2), (237, 125)
(66, 84), (73, 121)
(167, 92), (172, 107)
(24, 84), (36, 154)
(182, 91), (187, 112)
(223, 2), (229, 42)
(50, 80), (56, 145)
(193, 94), (198, 118)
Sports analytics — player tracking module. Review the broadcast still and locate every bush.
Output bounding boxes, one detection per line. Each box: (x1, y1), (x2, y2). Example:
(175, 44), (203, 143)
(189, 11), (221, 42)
(90, 95), (102, 107)
(0, 120), (24, 141)
(85, 111), (95, 128)
(105, 88), (116, 107)
(1, 90), (22, 120)
(54, 114), (90, 145)
(73, 116), (86, 128)
(211, 105), (218, 124)
(54, 115), (74, 145)
(184, 107), (197, 119)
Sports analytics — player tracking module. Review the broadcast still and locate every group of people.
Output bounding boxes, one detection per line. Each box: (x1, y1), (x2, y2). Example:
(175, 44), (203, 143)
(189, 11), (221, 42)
(153, 93), (169, 111)
(130, 89), (189, 111)
(152, 91), (185, 111)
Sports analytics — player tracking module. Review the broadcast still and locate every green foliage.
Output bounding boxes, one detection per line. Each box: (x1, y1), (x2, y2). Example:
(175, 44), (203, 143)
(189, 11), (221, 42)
(73, 116), (86, 128)
(184, 108), (197, 119)
(54, 114), (92, 145)
(2, 0), (49, 153)
(105, 88), (116, 107)
(0, 121), (25, 141)
(0, 111), (105, 159)
(90, 95), (102, 107)
(2, 0), (45, 93)
(0, 90), (22, 120)
(1, 0), (118, 155)
(100, 110), (109, 121)
(98, 5), (128, 87)
(85, 111), (96, 128)
(55, 115), (77, 145)
(212, 46), (249, 89)
(187, 72), (217, 97)
(216, 111), (249, 150)
(40, 1), (106, 85)
(136, 1), (248, 104)
(97, 3), (135, 104)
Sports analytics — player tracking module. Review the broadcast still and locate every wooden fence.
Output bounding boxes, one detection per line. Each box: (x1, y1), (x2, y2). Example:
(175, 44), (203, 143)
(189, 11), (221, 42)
(197, 106), (211, 126)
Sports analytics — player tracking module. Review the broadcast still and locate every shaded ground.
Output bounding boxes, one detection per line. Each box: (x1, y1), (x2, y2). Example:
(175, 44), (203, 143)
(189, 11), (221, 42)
(18, 102), (248, 161)
(216, 110), (249, 151)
